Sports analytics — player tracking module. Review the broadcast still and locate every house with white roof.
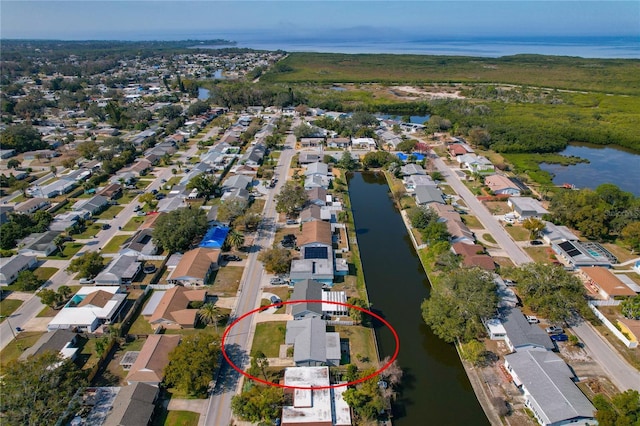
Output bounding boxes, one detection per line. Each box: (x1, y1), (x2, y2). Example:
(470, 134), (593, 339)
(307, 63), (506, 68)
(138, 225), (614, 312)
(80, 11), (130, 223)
(0, 254), (37, 286)
(351, 137), (377, 150)
(47, 286), (127, 333)
(282, 366), (351, 426)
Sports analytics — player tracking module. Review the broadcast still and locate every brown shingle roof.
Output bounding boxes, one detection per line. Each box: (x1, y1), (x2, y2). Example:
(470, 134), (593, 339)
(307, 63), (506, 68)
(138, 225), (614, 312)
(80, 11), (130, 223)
(77, 290), (113, 308)
(299, 221), (332, 246)
(139, 212), (165, 230)
(462, 255), (496, 271)
(581, 267), (635, 297)
(125, 335), (180, 384)
(148, 286), (207, 327)
(451, 242), (485, 257)
(170, 247), (220, 281)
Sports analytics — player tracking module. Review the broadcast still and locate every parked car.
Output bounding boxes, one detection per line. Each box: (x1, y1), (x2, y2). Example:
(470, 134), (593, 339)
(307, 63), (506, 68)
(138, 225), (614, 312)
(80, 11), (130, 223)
(270, 277), (288, 285)
(222, 254), (241, 262)
(282, 234), (296, 241)
(151, 189), (158, 195)
(525, 315), (539, 324)
(160, 178), (167, 183)
(143, 264), (157, 274)
(79, 278), (94, 284)
(530, 240), (544, 246)
(286, 219), (297, 225)
(281, 241), (296, 249)
(270, 295), (282, 306)
(155, 193), (166, 200)
(15, 327), (23, 332)
(137, 211), (147, 216)
(545, 326), (564, 334)
(550, 333), (569, 342)
(133, 205), (142, 212)
(101, 223), (110, 230)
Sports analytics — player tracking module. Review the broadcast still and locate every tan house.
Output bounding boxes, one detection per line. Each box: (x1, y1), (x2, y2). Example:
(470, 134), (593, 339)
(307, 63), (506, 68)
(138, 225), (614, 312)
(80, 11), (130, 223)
(167, 247), (220, 286)
(126, 334), (181, 386)
(580, 267), (636, 299)
(298, 220), (332, 247)
(146, 286), (207, 329)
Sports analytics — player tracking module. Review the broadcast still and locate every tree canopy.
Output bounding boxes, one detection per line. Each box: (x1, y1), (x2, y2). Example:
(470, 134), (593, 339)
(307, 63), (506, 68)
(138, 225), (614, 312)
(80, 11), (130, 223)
(0, 352), (86, 426)
(421, 268), (497, 343)
(164, 334), (221, 398)
(510, 262), (588, 322)
(66, 251), (105, 279)
(231, 384), (284, 423)
(152, 207), (208, 253)
(593, 389), (640, 426)
(362, 151), (396, 168)
(257, 247), (292, 274)
(275, 181), (307, 216)
(0, 124), (47, 153)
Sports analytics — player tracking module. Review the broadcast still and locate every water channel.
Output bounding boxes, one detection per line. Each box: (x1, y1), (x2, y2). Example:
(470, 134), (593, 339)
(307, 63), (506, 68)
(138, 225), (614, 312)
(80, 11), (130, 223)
(347, 172), (488, 425)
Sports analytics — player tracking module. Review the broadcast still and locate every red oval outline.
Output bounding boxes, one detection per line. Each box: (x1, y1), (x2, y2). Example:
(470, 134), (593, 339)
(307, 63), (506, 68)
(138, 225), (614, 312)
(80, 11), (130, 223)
(221, 299), (399, 390)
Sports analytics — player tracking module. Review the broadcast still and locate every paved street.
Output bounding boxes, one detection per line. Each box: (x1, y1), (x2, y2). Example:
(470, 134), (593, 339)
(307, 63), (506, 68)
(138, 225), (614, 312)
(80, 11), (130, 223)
(431, 152), (532, 266)
(201, 129), (298, 426)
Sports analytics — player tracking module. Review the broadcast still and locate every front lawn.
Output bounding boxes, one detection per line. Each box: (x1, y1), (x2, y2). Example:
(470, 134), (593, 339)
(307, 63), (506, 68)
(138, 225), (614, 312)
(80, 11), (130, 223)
(251, 321), (286, 357)
(461, 214), (484, 229)
(0, 331), (45, 367)
(505, 225), (531, 241)
(34, 267), (58, 281)
(524, 246), (556, 264)
(47, 242), (83, 259)
(74, 223), (103, 239)
(211, 266), (244, 296)
(0, 299), (23, 321)
(122, 216), (146, 231)
(102, 235), (131, 253)
(153, 409), (200, 426)
(93, 205), (125, 219)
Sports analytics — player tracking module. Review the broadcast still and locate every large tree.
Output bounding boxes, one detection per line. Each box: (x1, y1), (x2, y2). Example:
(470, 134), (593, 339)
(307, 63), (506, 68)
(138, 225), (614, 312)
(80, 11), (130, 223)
(231, 385), (284, 423)
(522, 217), (545, 240)
(593, 389), (640, 426)
(510, 263), (588, 322)
(257, 247), (292, 274)
(0, 124), (47, 153)
(186, 173), (218, 200)
(275, 181), (307, 216)
(621, 221), (640, 253)
(164, 334), (221, 397)
(0, 352), (86, 426)
(13, 270), (45, 291)
(67, 251), (105, 278)
(217, 199), (248, 224)
(152, 207), (208, 253)
(422, 268), (497, 343)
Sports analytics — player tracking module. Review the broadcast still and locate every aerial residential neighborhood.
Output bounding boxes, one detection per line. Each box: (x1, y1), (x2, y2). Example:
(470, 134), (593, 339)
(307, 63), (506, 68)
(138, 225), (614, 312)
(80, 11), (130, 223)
(1, 36), (639, 426)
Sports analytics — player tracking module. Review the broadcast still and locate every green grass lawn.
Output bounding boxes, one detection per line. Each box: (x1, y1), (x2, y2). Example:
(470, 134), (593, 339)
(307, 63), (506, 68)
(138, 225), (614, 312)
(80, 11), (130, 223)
(34, 267), (58, 281)
(251, 322), (286, 357)
(461, 214), (484, 229)
(102, 235), (131, 253)
(482, 233), (497, 244)
(524, 247), (555, 264)
(122, 216), (146, 231)
(0, 299), (23, 321)
(37, 305), (58, 317)
(153, 409), (200, 426)
(0, 331), (45, 367)
(93, 205), (125, 219)
(74, 223), (103, 239)
(505, 225), (531, 241)
(333, 325), (377, 369)
(46, 242), (83, 259)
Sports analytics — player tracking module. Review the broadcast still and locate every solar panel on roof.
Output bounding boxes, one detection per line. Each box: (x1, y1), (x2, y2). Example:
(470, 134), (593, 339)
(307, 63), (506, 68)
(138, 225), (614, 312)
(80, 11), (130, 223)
(304, 247), (328, 259)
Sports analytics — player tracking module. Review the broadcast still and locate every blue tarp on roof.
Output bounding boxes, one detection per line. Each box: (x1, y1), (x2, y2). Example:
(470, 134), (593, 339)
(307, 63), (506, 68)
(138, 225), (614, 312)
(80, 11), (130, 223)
(396, 153), (426, 162)
(199, 226), (230, 248)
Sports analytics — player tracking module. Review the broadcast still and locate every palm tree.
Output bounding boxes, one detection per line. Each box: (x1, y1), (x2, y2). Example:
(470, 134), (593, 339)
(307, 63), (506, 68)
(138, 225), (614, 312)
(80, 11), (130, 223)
(227, 229), (245, 250)
(198, 303), (220, 333)
(58, 285), (72, 300)
(53, 234), (66, 254)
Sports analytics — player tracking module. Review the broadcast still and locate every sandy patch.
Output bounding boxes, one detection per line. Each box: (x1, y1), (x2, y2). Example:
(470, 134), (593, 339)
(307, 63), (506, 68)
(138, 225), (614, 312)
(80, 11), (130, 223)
(4, 292), (34, 301)
(23, 317), (53, 332)
(392, 85), (466, 99)
(215, 297), (237, 309)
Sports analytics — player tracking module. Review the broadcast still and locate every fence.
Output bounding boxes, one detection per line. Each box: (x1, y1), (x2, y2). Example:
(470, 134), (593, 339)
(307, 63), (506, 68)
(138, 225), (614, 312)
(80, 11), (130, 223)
(326, 320), (355, 326)
(590, 299), (622, 306)
(148, 284), (175, 290)
(588, 302), (637, 349)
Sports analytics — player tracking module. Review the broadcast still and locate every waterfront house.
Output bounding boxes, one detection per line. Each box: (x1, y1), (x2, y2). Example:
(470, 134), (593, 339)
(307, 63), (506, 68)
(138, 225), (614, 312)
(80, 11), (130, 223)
(414, 185), (445, 206)
(290, 279), (324, 320)
(485, 174), (522, 196)
(504, 349), (596, 426)
(285, 317), (341, 367)
(508, 197), (549, 219)
(501, 308), (554, 353)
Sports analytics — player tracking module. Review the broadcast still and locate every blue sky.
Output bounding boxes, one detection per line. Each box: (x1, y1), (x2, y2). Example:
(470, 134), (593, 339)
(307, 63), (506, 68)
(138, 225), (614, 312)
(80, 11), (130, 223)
(1, 1), (638, 40)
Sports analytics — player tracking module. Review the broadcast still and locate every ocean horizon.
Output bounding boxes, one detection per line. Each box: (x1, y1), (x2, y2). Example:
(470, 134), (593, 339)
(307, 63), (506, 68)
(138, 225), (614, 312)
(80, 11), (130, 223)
(190, 34), (640, 59)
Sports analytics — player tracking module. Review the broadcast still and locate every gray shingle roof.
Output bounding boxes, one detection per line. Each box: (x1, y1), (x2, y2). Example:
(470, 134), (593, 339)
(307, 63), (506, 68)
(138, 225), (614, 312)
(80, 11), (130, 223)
(291, 279), (323, 318)
(502, 308), (554, 351)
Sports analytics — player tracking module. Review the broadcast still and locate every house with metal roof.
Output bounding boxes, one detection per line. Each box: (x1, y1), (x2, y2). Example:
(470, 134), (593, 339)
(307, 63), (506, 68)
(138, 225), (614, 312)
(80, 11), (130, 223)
(414, 185), (444, 206)
(508, 197), (549, 219)
(285, 317), (341, 367)
(94, 255), (142, 286)
(504, 349), (596, 426)
(0, 254), (37, 286)
(501, 308), (554, 353)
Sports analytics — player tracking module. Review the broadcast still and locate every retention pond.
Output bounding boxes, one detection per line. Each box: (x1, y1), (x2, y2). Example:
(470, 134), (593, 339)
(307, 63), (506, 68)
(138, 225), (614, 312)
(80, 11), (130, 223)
(348, 172), (488, 425)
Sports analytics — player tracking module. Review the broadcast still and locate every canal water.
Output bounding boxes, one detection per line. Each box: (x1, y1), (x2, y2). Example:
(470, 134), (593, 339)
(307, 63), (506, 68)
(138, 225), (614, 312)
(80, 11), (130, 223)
(348, 172), (488, 425)
(539, 143), (640, 196)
